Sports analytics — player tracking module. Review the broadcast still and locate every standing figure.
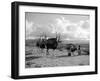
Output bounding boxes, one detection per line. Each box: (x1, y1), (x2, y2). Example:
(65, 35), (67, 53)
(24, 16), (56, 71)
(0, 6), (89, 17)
(77, 45), (81, 55)
(36, 34), (47, 53)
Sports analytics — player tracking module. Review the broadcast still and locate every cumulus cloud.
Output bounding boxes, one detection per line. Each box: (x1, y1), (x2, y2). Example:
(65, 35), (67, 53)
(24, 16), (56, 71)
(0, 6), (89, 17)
(26, 20), (54, 39)
(50, 16), (90, 40)
(26, 20), (34, 35)
(26, 16), (90, 40)
(26, 20), (38, 39)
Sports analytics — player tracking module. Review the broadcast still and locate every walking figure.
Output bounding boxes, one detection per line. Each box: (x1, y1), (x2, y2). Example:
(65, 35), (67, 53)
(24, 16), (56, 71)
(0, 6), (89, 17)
(78, 45), (81, 55)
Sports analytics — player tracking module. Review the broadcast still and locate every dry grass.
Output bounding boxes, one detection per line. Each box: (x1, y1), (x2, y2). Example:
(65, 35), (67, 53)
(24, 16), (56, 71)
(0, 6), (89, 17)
(25, 47), (89, 68)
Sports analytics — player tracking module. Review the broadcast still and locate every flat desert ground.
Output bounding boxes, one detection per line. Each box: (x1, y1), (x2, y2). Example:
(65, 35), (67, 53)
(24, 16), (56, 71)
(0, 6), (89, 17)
(25, 46), (89, 68)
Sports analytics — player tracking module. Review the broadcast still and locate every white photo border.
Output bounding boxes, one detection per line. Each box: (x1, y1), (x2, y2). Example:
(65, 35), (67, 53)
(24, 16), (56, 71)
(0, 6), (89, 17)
(18, 5), (96, 76)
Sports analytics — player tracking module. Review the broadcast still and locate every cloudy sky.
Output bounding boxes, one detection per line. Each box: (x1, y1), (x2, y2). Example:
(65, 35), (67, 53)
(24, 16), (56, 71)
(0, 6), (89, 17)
(25, 12), (90, 41)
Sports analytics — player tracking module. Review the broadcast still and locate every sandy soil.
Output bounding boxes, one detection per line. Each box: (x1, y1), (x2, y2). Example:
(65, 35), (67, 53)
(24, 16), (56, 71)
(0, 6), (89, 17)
(25, 48), (89, 68)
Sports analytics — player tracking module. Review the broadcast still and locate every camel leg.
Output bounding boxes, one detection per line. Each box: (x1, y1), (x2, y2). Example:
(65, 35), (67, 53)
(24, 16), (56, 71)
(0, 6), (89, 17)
(41, 48), (44, 53)
(53, 49), (55, 57)
(68, 50), (71, 56)
(72, 52), (74, 56)
(46, 49), (49, 55)
(37, 47), (40, 53)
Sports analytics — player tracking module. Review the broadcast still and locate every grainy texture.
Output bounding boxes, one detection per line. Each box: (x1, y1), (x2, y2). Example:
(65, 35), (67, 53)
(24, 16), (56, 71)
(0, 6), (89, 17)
(25, 43), (89, 68)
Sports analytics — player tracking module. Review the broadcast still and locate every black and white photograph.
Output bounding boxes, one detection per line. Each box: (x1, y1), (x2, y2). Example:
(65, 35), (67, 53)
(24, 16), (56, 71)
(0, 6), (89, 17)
(25, 13), (90, 68)
(11, 2), (97, 79)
